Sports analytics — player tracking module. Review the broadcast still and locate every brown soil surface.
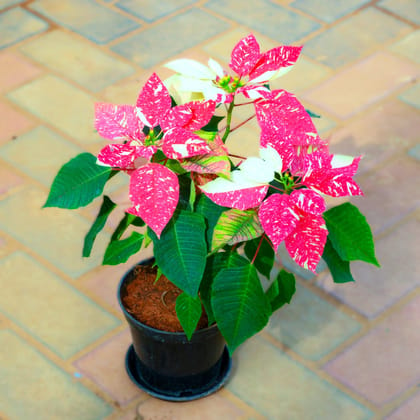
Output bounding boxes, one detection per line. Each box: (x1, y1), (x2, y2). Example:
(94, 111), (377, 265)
(122, 263), (209, 332)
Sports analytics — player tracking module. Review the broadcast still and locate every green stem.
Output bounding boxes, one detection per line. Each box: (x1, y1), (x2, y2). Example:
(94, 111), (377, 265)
(221, 100), (235, 143)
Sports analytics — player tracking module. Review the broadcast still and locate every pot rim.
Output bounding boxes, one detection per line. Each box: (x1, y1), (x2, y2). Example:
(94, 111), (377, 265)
(117, 260), (219, 338)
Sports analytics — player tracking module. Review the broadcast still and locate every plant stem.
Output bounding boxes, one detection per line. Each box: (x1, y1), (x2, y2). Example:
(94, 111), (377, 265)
(234, 100), (255, 106)
(270, 184), (286, 193)
(229, 153), (247, 160)
(221, 100), (235, 143)
(251, 235), (265, 265)
(230, 114), (256, 133)
(263, 234), (275, 249)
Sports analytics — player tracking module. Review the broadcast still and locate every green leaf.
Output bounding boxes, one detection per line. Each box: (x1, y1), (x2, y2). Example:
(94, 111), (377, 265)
(83, 196), (116, 258)
(195, 195), (228, 249)
(131, 217), (145, 227)
(199, 274), (215, 326)
(200, 253), (248, 325)
(201, 115), (224, 132)
(177, 173), (193, 210)
(44, 153), (113, 209)
(103, 232), (143, 265)
(265, 270), (296, 312)
(175, 293), (203, 340)
(189, 174), (196, 210)
(324, 203), (379, 266)
(150, 210), (207, 297)
(143, 229), (152, 248)
(152, 150), (187, 174)
(180, 154), (231, 178)
(194, 130), (217, 141)
(204, 252), (249, 281)
(212, 208), (263, 251)
(170, 95), (178, 107)
(111, 213), (144, 242)
(244, 236), (275, 280)
(322, 237), (354, 283)
(181, 133), (230, 178)
(306, 108), (321, 118)
(212, 262), (271, 353)
(154, 266), (164, 284)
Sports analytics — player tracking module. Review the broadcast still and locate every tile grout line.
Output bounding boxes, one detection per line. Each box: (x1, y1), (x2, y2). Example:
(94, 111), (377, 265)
(259, 331), (379, 413)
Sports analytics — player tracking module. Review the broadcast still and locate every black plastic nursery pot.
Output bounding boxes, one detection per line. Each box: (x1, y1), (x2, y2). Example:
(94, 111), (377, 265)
(117, 260), (232, 401)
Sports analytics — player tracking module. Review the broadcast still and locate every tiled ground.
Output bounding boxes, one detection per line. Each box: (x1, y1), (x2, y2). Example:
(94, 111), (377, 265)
(0, 0), (419, 419)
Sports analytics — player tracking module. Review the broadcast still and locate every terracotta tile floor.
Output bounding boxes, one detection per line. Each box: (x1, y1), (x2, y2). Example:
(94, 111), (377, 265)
(0, 1), (419, 419)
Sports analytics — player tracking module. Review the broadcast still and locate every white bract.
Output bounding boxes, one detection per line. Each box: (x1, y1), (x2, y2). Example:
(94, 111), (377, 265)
(164, 74), (205, 104)
(164, 58), (228, 102)
(201, 146), (281, 193)
(331, 154), (357, 168)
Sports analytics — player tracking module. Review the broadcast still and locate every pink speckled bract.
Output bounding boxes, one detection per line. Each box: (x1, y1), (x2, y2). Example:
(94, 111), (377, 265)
(229, 34), (302, 82)
(128, 163), (179, 237)
(97, 144), (147, 169)
(182, 100), (216, 131)
(256, 90), (321, 145)
(229, 34), (261, 76)
(160, 100), (216, 132)
(136, 73), (171, 128)
(255, 90), (327, 172)
(302, 152), (363, 197)
(249, 45), (302, 80)
(160, 104), (192, 131)
(163, 127), (211, 159)
(203, 185), (268, 211)
(258, 191), (327, 272)
(95, 103), (144, 141)
(258, 193), (299, 249)
(290, 189), (326, 215)
(285, 213), (327, 273)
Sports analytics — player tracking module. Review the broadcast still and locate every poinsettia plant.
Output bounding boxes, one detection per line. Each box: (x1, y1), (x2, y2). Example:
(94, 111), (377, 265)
(45, 34), (379, 353)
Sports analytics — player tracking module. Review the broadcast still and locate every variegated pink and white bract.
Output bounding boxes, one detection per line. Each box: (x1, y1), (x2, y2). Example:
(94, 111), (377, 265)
(258, 190), (327, 273)
(95, 103), (156, 170)
(95, 73), (218, 237)
(229, 34), (303, 99)
(254, 89), (328, 173)
(301, 152), (363, 197)
(127, 163), (179, 238)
